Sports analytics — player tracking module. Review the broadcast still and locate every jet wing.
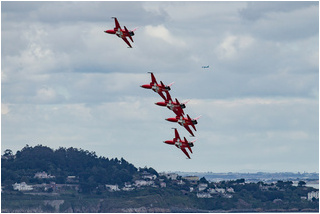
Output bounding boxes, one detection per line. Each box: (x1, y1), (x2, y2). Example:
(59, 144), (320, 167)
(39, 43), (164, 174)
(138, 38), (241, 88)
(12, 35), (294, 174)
(122, 37), (132, 48)
(157, 91), (166, 100)
(124, 26), (133, 43)
(174, 128), (181, 140)
(113, 17), (121, 30)
(167, 94), (184, 116)
(150, 72), (157, 85)
(184, 138), (193, 154)
(187, 114), (196, 131)
(183, 124), (195, 137)
(172, 107), (184, 117)
(164, 90), (172, 102)
(181, 147), (191, 159)
(175, 99), (185, 115)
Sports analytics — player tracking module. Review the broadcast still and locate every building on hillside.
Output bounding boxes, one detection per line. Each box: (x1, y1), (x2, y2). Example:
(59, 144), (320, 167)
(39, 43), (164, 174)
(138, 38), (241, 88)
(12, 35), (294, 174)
(198, 183), (208, 191)
(34, 171), (55, 179)
(160, 172), (179, 180)
(308, 191), (319, 200)
(105, 184), (120, 192)
(197, 192), (212, 198)
(226, 187), (235, 193)
(124, 182), (132, 188)
(160, 182), (166, 188)
(134, 180), (154, 187)
(32, 182), (57, 191)
(66, 176), (79, 183)
(208, 188), (226, 194)
(122, 186), (135, 191)
(176, 179), (185, 185)
(12, 182), (33, 191)
(142, 171), (157, 180)
(183, 176), (199, 184)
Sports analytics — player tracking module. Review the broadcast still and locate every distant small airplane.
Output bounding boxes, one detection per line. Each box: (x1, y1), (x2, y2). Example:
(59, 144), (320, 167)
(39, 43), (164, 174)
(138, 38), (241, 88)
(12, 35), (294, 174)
(164, 128), (196, 159)
(140, 72), (174, 100)
(155, 91), (189, 116)
(166, 114), (201, 137)
(104, 17), (137, 48)
(202, 65), (209, 69)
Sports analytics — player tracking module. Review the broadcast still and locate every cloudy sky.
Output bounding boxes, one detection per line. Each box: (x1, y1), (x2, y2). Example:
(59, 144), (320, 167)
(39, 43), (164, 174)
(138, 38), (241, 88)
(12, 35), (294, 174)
(2, 1), (319, 173)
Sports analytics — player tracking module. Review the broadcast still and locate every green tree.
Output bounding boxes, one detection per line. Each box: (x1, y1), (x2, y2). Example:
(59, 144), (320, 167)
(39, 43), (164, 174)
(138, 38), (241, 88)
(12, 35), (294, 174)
(199, 177), (208, 184)
(298, 181), (306, 187)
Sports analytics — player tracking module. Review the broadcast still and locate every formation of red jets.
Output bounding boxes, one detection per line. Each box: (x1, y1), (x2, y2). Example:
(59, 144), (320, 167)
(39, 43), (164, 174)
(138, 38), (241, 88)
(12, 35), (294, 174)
(105, 18), (200, 159)
(141, 72), (200, 159)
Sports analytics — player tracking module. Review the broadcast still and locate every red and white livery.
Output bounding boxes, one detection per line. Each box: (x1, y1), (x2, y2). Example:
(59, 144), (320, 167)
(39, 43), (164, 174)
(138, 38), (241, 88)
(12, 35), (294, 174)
(104, 17), (137, 48)
(155, 91), (189, 117)
(164, 128), (196, 159)
(140, 72), (174, 100)
(166, 114), (201, 137)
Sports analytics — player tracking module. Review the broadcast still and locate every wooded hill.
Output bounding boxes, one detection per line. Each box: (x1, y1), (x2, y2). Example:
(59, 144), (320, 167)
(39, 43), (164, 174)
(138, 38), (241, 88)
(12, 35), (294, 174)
(2, 145), (319, 212)
(2, 145), (151, 192)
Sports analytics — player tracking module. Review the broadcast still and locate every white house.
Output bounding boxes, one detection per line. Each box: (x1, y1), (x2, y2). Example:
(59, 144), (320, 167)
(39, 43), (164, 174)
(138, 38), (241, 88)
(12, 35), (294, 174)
(105, 184), (120, 192)
(34, 171), (55, 179)
(12, 182), (33, 191)
(135, 180), (154, 187)
(308, 191), (319, 200)
(198, 183), (208, 191)
(215, 188), (226, 194)
(183, 176), (199, 184)
(122, 186), (135, 191)
(226, 187), (235, 193)
(142, 174), (157, 180)
(160, 173), (178, 180)
(208, 188), (226, 194)
(160, 182), (166, 188)
(197, 192), (212, 198)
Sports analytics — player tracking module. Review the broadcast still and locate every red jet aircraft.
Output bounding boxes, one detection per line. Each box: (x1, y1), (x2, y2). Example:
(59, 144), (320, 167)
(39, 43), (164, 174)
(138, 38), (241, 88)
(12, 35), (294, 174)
(166, 114), (201, 137)
(155, 91), (189, 116)
(104, 17), (137, 48)
(140, 72), (174, 100)
(164, 128), (196, 159)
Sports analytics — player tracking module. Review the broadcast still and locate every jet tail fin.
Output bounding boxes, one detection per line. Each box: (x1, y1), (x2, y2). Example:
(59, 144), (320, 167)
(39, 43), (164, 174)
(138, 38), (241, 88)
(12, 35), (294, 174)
(168, 82), (175, 87)
(165, 91), (172, 102)
(183, 100), (190, 105)
(194, 115), (202, 121)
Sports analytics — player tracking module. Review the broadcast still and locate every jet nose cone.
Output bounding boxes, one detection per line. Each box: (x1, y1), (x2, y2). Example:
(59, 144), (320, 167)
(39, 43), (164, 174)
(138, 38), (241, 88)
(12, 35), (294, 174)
(105, 30), (114, 34)
(165, 118), (174, 122)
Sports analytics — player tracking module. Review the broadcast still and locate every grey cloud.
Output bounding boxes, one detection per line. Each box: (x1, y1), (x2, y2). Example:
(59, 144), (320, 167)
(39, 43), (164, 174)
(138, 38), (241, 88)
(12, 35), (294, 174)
(2, 1), (166, 25)
(239, 1), (318, 21)
(239, 2), (319, 41)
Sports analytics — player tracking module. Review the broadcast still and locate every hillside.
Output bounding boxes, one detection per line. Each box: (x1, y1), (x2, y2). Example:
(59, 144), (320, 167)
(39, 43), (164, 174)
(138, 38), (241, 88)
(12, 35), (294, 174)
(2, 145), (319, 212)
(2, 145), (139, 193)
